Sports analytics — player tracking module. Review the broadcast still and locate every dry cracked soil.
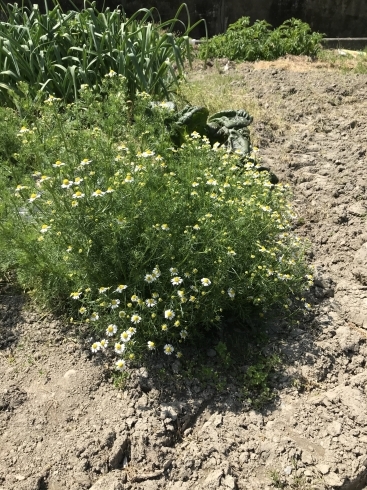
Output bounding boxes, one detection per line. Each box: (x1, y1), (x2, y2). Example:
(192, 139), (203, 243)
(1, 56), (367, 490)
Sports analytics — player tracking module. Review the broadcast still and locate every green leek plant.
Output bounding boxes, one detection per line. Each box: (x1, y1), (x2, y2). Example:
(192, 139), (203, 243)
(0, 1), (205, 109)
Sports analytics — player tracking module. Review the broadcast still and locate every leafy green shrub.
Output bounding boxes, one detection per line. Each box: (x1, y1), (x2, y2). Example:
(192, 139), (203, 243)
(0, 78), (311, 367)
(0, 1), (202, 108)
(199, 17), (324, 62)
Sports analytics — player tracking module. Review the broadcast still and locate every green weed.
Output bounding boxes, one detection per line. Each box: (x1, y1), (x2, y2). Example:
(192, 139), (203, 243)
(199, 17), (324, 62)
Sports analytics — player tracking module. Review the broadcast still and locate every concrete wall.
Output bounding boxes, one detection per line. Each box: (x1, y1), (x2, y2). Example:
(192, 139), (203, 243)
(120, 0), (367, 38)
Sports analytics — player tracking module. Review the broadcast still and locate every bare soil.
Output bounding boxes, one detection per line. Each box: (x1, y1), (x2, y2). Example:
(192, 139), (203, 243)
(1, 56), (367, 490)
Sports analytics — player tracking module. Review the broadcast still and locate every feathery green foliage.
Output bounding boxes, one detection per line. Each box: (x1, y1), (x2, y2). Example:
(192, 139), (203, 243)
(0, 78), (311, 363)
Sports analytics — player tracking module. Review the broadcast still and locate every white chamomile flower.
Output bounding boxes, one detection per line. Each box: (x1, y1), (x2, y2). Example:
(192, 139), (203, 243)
(115, 284), (128, 293)
(70, 291), (82, 299)
(72, 191), (85, 199)
(201, 278), (211, 287)
(131, 314), (142, 324)
(193, 224), (200, 230)
(152, 267), (161, 278)
(180, 329), (188, 339)
(120, 331), (131, 342)
(144, 274), (155, 283)
(79, 306), (87, 314)
(92, 189), (105, 197)
(61, 179), (73, 189)
(98, 286), (109, 294)
(171, 276), (183, 286)
(114, 343), (125, 355)
(100, 339), (108, 349)
(28, 193), (41, 202)
(146, 298), (157, 308)
(164, 344), (174, 355)
(90, 312), (99, 321)
(73, 177), (84, 185)
(40, 224), (51, 233)
(53, 160), (65, 168)
(227, 288), (235, 299)
(206, 178), (218, 186)
(80, 158), (92, 166)
(128, 327), (136, 335)
(147, 341), (155, 350)
(142, 149), (155, 158)
(161, 224), (169, 231)
(119, 311), (127, 318)
(164, 309), (175, 320)
(106, 324), (118, 336)
(115, 359), (126, 371)
(110, 299), (120, 309)
(177, 290), (185, 298)
(131, 294), (139, 303)
(124, 174), (134, 183)
(91, 342), (101, 353)
(169, 267), (178, 275)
